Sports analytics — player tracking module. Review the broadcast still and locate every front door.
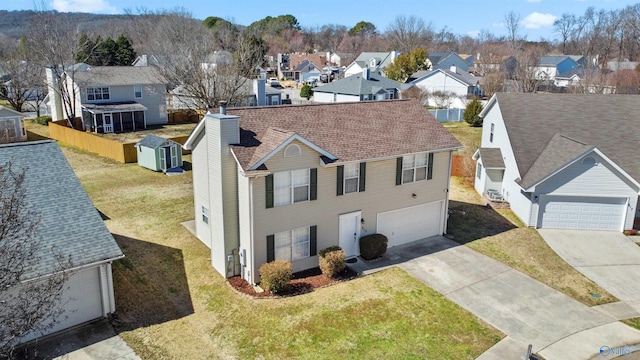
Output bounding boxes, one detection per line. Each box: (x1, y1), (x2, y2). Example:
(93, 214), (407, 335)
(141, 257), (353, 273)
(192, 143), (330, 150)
(339, 211), (361, 258)
(103, 114), (113, 133)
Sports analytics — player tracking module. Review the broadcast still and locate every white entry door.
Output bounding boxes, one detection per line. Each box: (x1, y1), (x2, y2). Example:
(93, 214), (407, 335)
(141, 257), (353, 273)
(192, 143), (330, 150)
(339, 211), (361, 258)
(103, 114), (113, 133)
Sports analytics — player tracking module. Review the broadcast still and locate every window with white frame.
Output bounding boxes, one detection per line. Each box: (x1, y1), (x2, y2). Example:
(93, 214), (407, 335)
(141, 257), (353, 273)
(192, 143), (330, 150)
(201, 206), (209, 225)
(343, 163), (360, 193)
(275, 227), (310, 261)
(87, 87), (110, 101)
(284, 144), (301, 157)
(490, 123), (495, 143)
(402, 153), (432, 184)
(476, 163), (482, 179)
(274, 169), (309, 206)
(134, 85), (143, 99)
(385, 90), (394, 99)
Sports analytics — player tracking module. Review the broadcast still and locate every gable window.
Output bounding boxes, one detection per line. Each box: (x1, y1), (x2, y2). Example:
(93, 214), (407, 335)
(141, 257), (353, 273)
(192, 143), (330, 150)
(266, 168), (317, 208)
(134, 85), (143, 99)
(87, 87), (110, 101)
(284, 144), (301, 157)
(201, 206), (209, 225)
(267, 226), (317, 262)
(396, 153), (433, 185)
(490, 123), (495, 143)
(337, 162), (366, 195)
(582, 156), (597, 166)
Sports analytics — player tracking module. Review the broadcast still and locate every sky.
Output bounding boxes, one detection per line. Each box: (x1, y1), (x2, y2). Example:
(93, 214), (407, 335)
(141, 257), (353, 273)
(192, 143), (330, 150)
(4, 0), (640, 41)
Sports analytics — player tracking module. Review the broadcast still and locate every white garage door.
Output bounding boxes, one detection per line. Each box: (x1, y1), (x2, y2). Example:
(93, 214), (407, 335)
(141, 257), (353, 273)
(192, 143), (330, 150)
(540, 196), (626, 231)
(377, 201), (443, 247)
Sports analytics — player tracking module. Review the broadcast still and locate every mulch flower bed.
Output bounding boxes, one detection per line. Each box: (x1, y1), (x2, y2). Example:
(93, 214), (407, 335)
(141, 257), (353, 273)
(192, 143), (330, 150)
(228, 266), (358, 298)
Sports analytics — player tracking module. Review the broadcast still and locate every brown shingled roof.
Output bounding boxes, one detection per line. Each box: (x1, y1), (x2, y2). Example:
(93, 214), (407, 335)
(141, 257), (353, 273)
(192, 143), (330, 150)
(228, 99), (462, 171)
(493, 93), (640, 183)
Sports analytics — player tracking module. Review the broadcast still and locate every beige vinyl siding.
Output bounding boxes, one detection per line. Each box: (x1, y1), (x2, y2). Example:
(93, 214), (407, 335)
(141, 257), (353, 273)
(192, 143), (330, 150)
(249, 140), (451, 281)
(191, 131), (211, 249)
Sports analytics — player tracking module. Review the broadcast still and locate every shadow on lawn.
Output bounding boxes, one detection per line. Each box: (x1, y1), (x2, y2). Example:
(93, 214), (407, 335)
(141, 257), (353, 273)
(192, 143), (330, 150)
(111, 234), (194, 331)
(447, 200), (517, 244)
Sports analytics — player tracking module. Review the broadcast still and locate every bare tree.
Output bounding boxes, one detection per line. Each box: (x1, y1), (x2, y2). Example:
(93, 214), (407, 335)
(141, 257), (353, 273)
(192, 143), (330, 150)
(0, 41), (45, 113)
(504, 11), (522, 52)
(0, 162), (70, 357)
(430, 90), (456, 108)
(554, 13), (576, 54)
(481, 71), (505, 97)
(385, 15), (433, 53)
(513, 46), (544, 93)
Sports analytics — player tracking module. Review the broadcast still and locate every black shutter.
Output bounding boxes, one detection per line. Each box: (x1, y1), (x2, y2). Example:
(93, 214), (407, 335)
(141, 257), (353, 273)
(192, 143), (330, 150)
(359, 162), (366, 192)
(336, 165), (344, 196)
(265, 174), (274, 208)
(267, 235), (275, 262)
(310, 225), (317, 256)
(395, 157), (403, 185)
(427, 153), (434, 180)
(310, 168), (317, 201)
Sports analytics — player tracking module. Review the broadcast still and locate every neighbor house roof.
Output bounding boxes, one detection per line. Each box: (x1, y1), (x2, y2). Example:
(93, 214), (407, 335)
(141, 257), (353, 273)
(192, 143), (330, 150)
(214, 99), (462, 172)
(411, 68), (480, 86)
(484, 93), (640, 185)
(351, 51), (397, 69)
(135, 134), (178, 149)
(0, 105), (24, 117)
(538, 56), (574, 66)
(477, 148), (505, 169)
(72, 66), (164, 86)
(313, 71), (405, 95)
(292, 59), (321, 72)
(0, 140), (123, 281)
(82, 101), (147, 113)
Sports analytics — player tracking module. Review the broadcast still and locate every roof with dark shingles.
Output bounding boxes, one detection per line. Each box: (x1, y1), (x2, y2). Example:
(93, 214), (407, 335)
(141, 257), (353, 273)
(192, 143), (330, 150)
(73, 66), (163, 86)
(478, 148), (505, 168)
(135, 134), (178, 149)
(492, 93), (640, 184)
(313, 71), (403, 95)
(227, 99), (462, 171)
(0, 141), (123, 281)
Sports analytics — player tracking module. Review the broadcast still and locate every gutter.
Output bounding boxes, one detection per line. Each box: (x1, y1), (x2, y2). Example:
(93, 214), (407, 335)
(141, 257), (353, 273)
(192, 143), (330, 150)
(19, 254), (125, 285)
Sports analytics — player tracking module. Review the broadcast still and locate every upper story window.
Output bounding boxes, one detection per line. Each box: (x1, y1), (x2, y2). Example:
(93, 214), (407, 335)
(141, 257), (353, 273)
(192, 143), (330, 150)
(87, 87), (110, 101)
(490, 123), (495, 143)
(337, 163), (366, 195)
(284, 144), (301, 157)
(275, 169), (309, 206)
(397, 152), (434, 185)
(134, 85), (143, 99)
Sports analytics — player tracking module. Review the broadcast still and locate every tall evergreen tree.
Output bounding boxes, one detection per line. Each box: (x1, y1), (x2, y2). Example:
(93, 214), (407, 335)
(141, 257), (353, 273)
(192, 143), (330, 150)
(115, 34), (136, 65)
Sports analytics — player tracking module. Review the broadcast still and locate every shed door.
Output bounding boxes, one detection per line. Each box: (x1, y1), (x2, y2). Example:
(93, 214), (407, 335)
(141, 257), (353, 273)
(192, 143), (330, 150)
(539, 196), (626, 231)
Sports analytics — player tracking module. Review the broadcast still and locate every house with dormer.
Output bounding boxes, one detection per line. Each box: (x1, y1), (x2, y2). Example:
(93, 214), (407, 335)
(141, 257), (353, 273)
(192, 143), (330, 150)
(344, 51), (399, 77)
(183, 99), (461, 284)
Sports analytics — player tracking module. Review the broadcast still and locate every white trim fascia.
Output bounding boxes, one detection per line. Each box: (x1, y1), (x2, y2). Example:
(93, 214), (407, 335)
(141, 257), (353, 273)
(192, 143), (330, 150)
(248, 134), (336, 170)
(319, 146), (463, 168)
(525, 147), (640, 192)
(478, 93), (498, 118)
(183, 117), (206, 150)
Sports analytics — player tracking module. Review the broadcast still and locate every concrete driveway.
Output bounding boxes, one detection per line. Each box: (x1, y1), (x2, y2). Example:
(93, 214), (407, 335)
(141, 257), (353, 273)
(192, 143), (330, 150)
(538, 229), (640, 312)
(349, 235), (640, 359)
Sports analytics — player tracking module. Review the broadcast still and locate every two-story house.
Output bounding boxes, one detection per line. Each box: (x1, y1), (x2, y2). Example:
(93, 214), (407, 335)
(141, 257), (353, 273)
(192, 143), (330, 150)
(183, 99), (462, 284)
(47, 66), (168, 133)
(344, 51), (399, 77)
(410, 67), (483, 108)
(428, 52), (470, 73)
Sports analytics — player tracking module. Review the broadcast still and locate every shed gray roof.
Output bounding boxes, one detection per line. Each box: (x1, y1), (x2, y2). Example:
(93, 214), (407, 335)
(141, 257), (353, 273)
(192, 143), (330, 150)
(313, 71), (403, 96)
(478, 148), (505, 169)
(73, 66), (164, 86)
(135, 134), (178, 149)
(0, 141), (123, 281)
(491, 93), (640, 185)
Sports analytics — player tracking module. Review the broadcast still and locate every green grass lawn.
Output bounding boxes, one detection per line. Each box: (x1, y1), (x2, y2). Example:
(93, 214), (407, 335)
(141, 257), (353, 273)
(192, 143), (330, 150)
(443, 122), (481, 154)
(49, 130), (503, 360)
(448, 176), (617, 306)
(623, 318), (640, 331)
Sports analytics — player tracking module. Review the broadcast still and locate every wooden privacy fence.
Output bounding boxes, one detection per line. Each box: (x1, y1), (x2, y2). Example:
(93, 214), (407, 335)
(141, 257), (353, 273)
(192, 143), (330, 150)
(167, 110), (204, 124)
(49, 122), (189, 164)
(451, 155), (475, 177)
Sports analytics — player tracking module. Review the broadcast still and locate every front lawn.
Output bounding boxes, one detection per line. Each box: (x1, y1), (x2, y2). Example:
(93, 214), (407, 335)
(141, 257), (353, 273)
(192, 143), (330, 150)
(58, 142), (502, 359)
(448, 176), (617, 306)
(443, 122), (481, 153)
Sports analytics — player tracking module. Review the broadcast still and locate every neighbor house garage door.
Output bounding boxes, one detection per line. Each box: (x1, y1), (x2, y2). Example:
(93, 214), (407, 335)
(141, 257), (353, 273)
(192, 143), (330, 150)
(377, 201), (443, 247)
(539, 196), (626, 231)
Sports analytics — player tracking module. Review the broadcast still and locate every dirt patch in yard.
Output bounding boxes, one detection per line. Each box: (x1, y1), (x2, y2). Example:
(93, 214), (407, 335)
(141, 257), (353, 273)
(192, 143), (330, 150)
(229, 267), (358, 298)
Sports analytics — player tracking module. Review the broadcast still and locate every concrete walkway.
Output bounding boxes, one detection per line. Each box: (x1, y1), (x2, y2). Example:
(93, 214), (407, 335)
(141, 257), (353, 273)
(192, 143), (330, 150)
(349, 236), (640, 359)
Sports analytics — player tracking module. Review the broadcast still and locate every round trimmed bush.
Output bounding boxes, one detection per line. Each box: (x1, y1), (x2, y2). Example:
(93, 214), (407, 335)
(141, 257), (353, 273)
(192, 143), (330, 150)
(319, 247), (346, 278)
(359, 234), (388, 260)
(259, 260), (292, 294)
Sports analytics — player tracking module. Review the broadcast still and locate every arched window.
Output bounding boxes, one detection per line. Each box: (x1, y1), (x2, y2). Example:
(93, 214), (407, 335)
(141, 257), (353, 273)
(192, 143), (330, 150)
(284, 144), (301, 157)
(582, 156), (597, 166)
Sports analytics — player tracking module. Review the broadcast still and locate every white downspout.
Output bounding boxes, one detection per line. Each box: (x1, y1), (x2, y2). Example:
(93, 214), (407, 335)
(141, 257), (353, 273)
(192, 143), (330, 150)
(249, 178), (255, 284)
(443, 150), (454, 234)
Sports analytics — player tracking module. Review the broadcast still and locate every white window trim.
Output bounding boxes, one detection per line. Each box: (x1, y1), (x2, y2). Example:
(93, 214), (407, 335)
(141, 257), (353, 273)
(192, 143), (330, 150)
(401, 153), (430, 184)
(274, 169), (310, 206)
(343, 163), (360, 194)
(275, 226), (310, 262)
(201, 206), (209, 225)
(490, 123), (495, 143)
(284, 144), (301, 157)
(87, 87), (110, 101)
(134, 85), (143, 99)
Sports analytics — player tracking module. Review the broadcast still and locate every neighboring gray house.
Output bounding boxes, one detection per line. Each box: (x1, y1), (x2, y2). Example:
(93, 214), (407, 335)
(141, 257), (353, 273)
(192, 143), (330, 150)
(170, 77), (282, 109)
(410, 67), (482, 108)
(0, 106), (27, 144)
(313, 68), (407, 103)
(474, 93), (640, 231)
(183, 100), (462, 284)
(134, 134), (183, 172)
(46, 66), (168, 133)
(1, 140), (123, 345)
(428, 52), (470, 73)
(344, 51), (399, 77)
